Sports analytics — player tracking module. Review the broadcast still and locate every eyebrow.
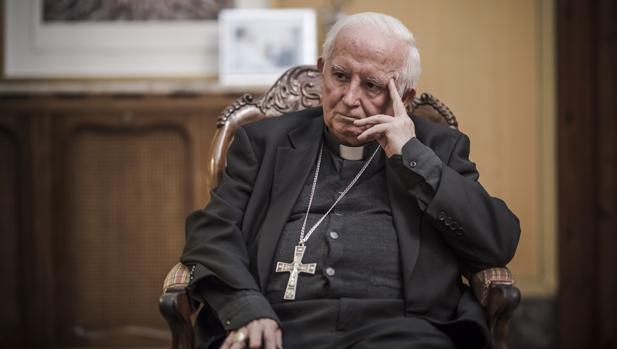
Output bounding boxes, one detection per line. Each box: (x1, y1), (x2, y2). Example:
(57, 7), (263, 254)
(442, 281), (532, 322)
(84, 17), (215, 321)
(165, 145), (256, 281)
(330, 64), (387, 85)
(330, 64), (347, 74)
(365, 76), (386, 87)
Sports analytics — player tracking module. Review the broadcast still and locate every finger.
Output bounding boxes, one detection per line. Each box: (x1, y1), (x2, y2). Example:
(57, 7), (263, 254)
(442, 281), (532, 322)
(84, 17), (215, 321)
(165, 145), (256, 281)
(227, 329), (249, 349)
(230, 340), (247, 349)
(388, 79), (407, 117)
(358, 123), (389, 137)
(353, 114), (393, 126)
(247, 324), (262, 349)
(357, 123), (389, 142)
(262, 326), (277, 349)
(276, 328), (283, 349)
(230, 329), (249, 349)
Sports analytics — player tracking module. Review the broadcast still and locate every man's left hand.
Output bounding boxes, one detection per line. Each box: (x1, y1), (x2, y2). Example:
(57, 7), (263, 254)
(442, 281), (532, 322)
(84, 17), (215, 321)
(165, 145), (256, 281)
(355, 79), (416, 158)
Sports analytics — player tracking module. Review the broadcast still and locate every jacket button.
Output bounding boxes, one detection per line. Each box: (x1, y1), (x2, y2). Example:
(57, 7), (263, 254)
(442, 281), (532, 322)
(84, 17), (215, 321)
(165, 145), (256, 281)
(329, 231), (339, 240)
(450, 221), (459, 230)
(409, 160), (417, 167)
(325, 267), (336, 276)
(445, 217), (453, 226)
(438, 211), (447, 221)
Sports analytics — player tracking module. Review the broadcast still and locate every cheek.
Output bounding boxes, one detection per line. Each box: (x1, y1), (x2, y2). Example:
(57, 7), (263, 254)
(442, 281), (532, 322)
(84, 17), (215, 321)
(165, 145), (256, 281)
(362, 96), (392, 116)
(383, 103), (395, 116)
(322, 86), (341, 108)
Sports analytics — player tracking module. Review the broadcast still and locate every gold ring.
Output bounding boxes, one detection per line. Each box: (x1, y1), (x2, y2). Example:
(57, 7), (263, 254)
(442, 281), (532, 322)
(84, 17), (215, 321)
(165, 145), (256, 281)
(233, 331), (248, 343)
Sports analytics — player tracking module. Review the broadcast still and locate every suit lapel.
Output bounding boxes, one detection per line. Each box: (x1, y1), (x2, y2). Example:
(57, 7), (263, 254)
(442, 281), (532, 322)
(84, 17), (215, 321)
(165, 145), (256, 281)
(386, 163), (422, 296)
(256, 116), (324, 290)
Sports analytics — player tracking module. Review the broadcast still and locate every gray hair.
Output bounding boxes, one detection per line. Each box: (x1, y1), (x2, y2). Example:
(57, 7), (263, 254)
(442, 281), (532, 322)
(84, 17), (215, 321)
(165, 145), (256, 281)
(322, 12), (421, 92)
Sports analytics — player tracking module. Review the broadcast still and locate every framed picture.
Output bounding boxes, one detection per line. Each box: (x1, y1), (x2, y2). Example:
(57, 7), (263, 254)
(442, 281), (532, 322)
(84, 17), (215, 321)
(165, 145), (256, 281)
(218, 9), (316, 86)
(3, 0), (269, 79)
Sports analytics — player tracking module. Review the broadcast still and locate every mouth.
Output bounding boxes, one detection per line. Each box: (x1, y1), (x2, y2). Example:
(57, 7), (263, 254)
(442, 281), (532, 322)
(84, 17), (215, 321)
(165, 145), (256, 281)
(335, 113), (361, 123)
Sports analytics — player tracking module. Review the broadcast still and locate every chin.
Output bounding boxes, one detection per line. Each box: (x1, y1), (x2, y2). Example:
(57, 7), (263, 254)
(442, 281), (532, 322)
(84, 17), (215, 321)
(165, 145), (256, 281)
(333, 130), (365, 147)
(340, 137), (365, 147)
(326, 117), (365, 146)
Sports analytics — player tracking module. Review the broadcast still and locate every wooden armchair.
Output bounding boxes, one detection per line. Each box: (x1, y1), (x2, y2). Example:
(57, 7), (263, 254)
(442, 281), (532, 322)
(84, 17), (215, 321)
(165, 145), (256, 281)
(159, 65), (521, 349)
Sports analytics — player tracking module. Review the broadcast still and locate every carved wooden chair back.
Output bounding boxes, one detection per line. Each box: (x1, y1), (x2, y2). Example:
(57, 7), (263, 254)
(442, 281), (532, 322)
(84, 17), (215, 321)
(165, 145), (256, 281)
(206, 64), (458, 191)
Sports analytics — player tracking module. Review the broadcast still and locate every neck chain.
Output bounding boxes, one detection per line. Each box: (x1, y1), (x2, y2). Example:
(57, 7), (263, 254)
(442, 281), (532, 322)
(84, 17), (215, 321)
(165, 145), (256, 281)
(299, 143), (380, 244)
(275, 142), (380, 300)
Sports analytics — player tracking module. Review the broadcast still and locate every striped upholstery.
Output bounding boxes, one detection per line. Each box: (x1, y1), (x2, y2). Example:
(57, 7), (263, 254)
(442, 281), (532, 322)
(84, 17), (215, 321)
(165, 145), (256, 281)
(163, 263), (191, 291)
(471, 267), (514, 306)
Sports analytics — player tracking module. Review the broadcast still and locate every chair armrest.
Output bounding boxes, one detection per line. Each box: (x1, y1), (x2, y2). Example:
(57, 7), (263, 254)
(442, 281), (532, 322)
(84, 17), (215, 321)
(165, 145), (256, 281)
(472, 268), (521, 349)
(471, 268), (514, 306)
(163, 263), (192, 292)
(159, 263), (195, 349)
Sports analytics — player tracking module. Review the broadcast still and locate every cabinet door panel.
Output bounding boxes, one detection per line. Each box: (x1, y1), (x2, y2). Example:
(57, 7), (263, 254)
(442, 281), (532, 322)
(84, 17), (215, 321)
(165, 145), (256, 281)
(61, 126), (188, 346)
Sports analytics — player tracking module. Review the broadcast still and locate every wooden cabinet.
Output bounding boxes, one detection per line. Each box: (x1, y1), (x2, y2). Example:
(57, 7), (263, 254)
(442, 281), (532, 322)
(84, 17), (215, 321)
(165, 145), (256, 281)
(0, 93), (240, 348)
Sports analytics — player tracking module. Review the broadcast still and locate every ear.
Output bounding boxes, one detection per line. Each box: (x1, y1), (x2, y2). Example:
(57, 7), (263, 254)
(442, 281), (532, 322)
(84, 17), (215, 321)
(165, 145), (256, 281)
(317, 57), (324, 73)
(401, 88), (416, 109)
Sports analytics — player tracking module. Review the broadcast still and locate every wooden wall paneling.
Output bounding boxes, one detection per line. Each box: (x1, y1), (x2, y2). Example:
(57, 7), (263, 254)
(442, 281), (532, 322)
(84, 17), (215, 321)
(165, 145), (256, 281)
(0, 92), (240, 347)
(30, 108), (59, 346)
(59, 121), (189, 347)
(0, 114), (23, 346)
(557, 0), (597, 347)
(47, 95), (235, 348)
(0, 104), (58, 347)
(596, 0), (617, 346)
(558, 0), (617, 347)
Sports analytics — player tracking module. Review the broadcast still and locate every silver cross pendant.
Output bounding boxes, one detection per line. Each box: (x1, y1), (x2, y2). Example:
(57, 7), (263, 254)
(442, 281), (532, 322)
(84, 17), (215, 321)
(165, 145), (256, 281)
(275, 244), (316, 300)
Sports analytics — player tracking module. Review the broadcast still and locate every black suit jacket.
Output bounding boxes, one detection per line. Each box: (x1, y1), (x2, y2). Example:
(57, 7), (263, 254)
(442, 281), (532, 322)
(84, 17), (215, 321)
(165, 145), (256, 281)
(181, 107), (520, 346)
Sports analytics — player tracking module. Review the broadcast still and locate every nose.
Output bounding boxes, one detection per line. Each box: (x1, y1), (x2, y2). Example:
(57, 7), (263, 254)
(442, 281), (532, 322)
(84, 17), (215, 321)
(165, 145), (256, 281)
(341, 79), (361, 108)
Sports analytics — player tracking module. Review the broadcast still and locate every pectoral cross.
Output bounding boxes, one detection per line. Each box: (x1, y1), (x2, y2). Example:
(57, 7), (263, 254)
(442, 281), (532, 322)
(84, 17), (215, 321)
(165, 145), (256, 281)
(275, 244), (316, 300)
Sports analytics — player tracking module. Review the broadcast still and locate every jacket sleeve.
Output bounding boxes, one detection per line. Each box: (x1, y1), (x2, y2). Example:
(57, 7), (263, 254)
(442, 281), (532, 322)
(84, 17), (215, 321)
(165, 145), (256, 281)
(180, 127), (280, 330)
(390, 133), (520, 271)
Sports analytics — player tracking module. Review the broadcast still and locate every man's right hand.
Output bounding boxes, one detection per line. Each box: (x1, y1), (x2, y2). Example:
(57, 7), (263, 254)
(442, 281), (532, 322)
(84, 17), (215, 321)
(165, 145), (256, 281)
(220, 318), (282, 349)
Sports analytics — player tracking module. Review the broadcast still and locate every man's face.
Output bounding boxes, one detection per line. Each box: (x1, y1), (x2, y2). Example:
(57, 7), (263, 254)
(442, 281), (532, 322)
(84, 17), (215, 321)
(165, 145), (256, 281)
(318, 27), (410, 146)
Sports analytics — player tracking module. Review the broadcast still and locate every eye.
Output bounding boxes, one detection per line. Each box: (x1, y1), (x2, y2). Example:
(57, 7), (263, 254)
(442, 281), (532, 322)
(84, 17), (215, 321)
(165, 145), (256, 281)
(333, 71), (347, 81)
(365, 81), (383, 93)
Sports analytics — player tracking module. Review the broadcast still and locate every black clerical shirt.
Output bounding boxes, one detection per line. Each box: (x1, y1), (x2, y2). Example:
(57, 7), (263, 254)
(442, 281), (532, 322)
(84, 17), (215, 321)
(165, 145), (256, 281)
(267, 134), (403, 302)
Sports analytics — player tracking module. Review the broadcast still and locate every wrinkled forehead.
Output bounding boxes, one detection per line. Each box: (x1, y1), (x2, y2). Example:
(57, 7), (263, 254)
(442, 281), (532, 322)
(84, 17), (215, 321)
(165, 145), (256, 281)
(332, 26), (405, 60)
(329, 25), (407, 74)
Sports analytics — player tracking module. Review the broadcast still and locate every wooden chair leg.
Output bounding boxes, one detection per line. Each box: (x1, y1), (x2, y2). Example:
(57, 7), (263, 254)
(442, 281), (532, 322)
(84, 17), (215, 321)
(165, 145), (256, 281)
(486, 285), (521, 349)
(159, 287), (195, 349)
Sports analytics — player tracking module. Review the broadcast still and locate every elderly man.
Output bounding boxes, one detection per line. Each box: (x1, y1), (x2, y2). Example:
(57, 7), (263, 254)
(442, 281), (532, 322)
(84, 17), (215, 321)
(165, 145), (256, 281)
(181, 12), (520, 349)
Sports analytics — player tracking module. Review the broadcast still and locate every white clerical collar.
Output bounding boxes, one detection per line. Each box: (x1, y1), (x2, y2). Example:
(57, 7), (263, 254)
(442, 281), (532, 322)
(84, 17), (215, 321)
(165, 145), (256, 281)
(339, 144), (365, 160)
(323, 126), (378, 160)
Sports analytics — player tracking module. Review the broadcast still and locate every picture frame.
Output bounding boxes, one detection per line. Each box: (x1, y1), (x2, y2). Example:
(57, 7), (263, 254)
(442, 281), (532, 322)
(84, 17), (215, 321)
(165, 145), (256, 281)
(218, 8), (317, 86)
(2, 0), (269, 79)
